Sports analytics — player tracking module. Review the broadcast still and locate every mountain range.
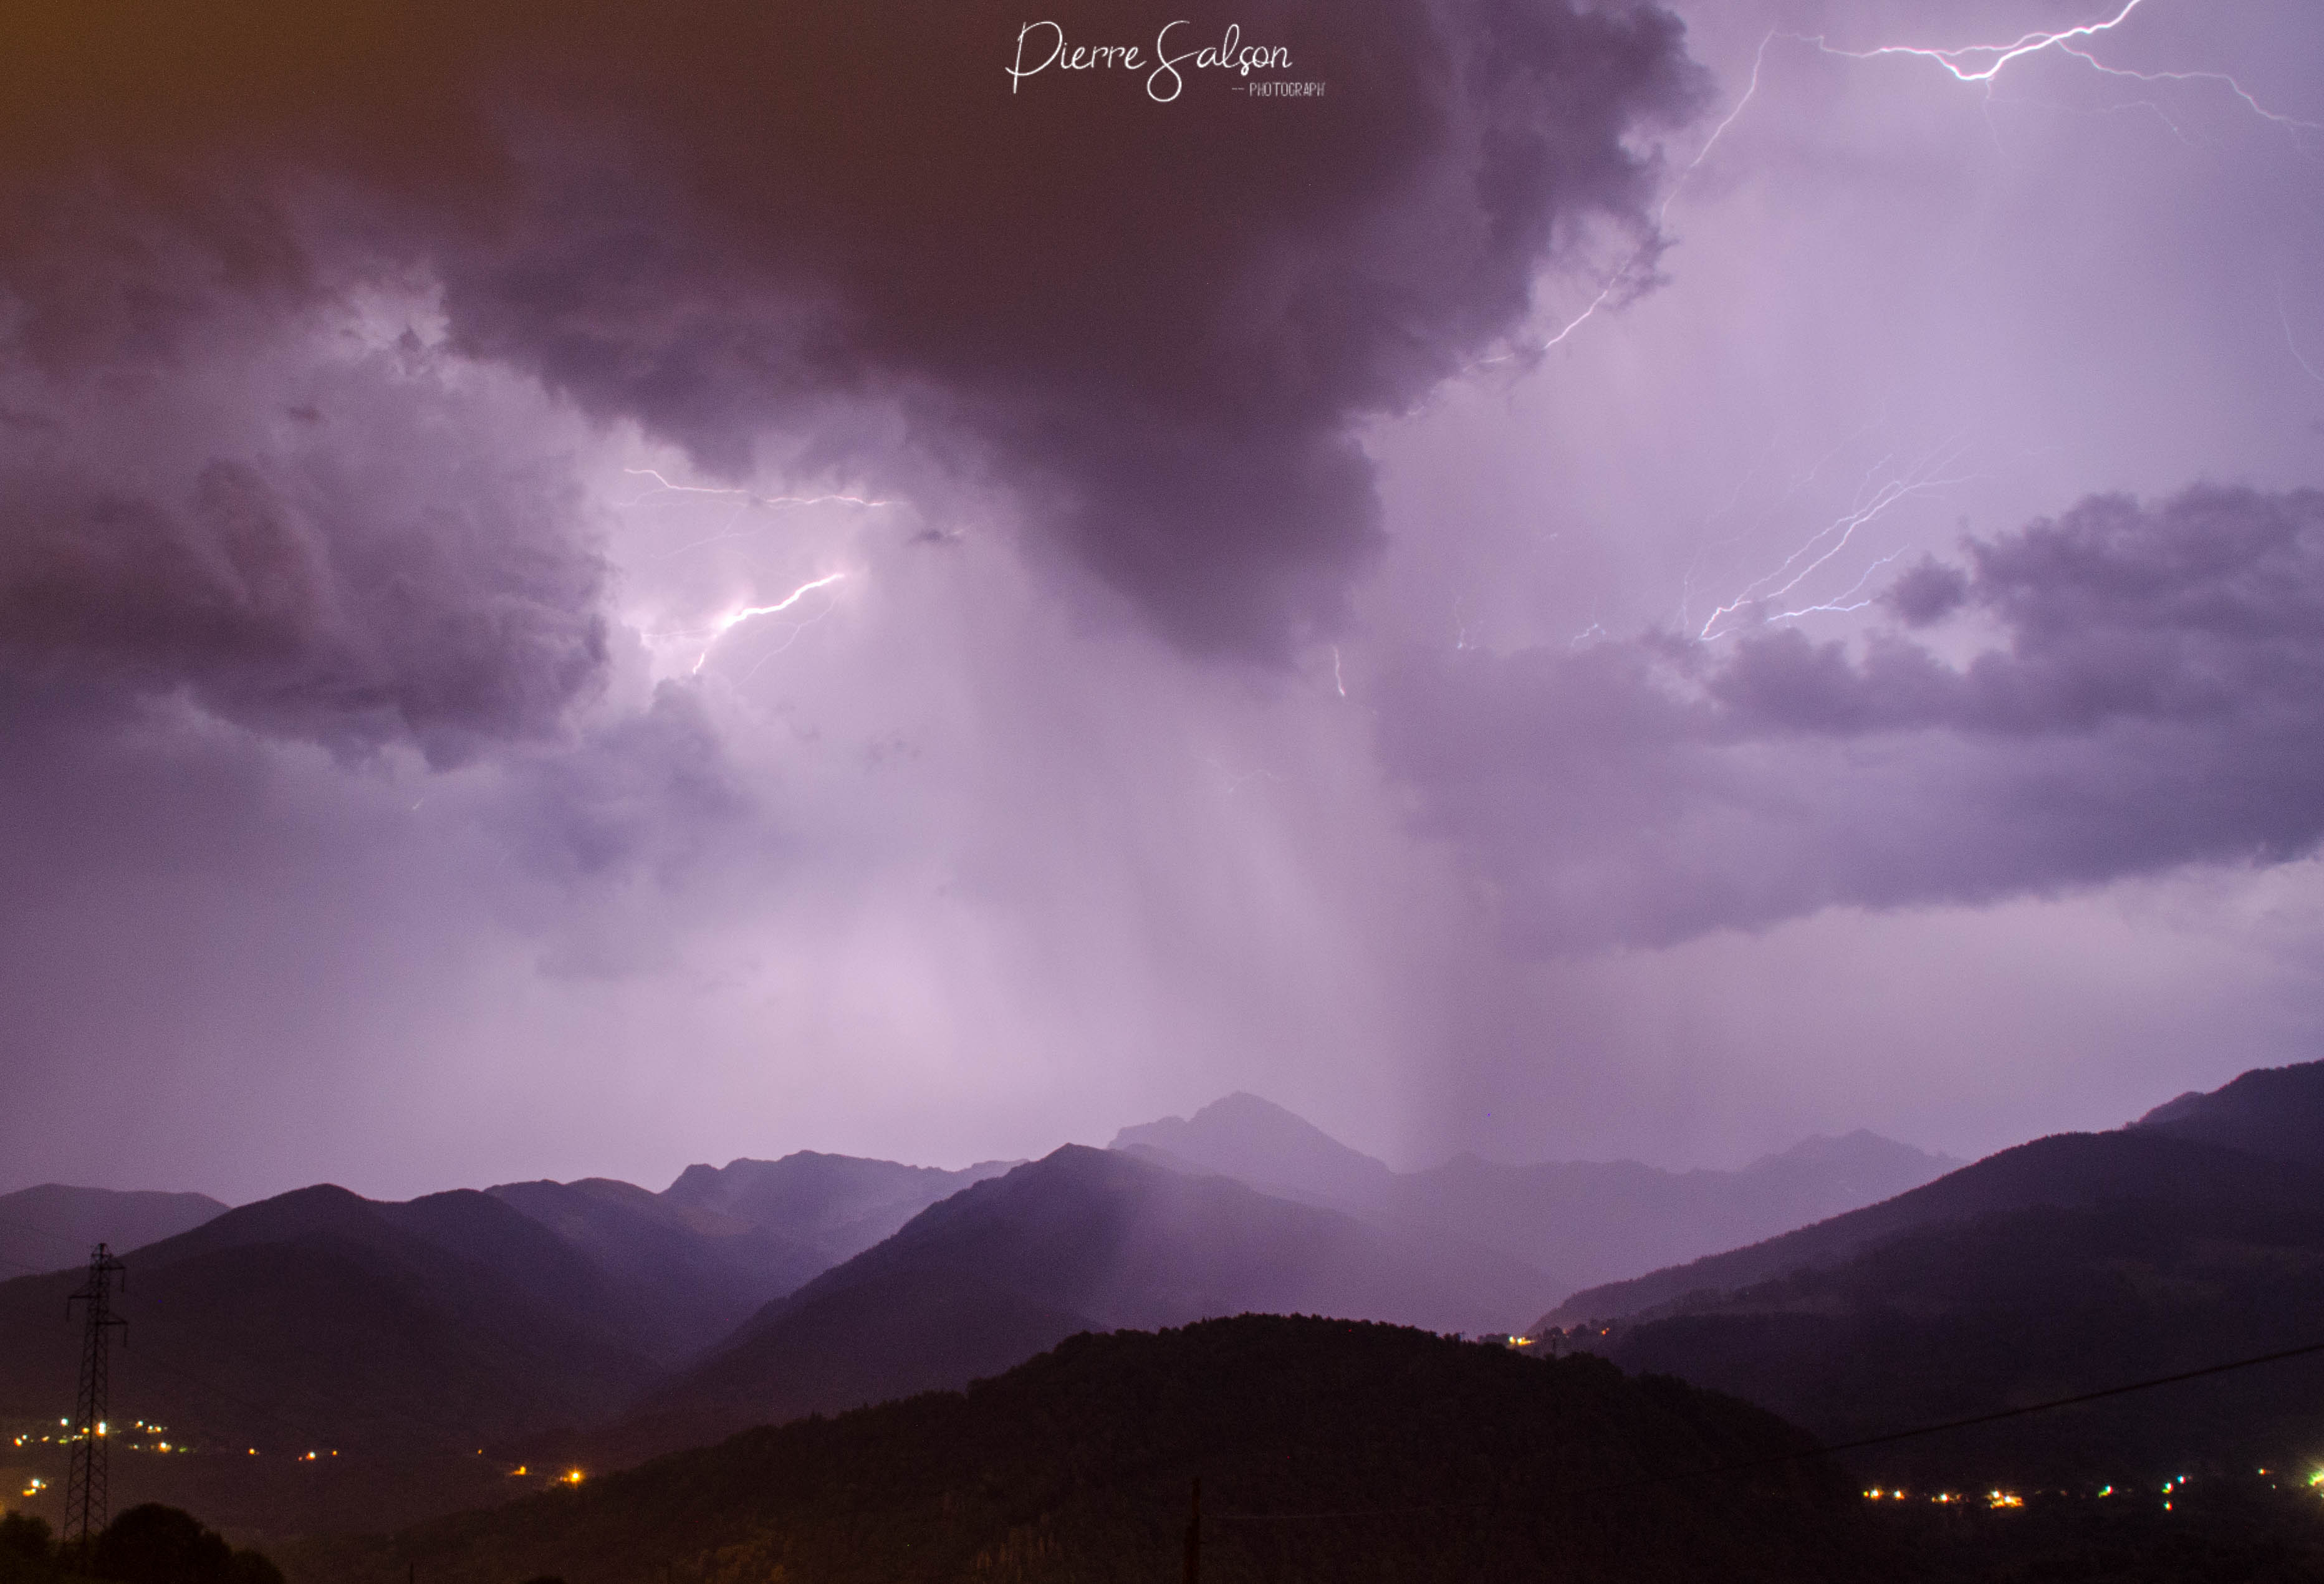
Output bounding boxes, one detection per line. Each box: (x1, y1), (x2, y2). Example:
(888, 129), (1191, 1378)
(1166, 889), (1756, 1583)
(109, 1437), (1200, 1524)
(0, 1100), (1941, 1465)
(659, 1151), (1018, 1267)
(0, 1151), (1023, 1454)
(11, 1069), (2303, 1542)
(0, 1184), (227, 1279)
(1115, 1092), (1959, 1295)
(631, 1143), (1560, 1450)
(1539, 1059), (2324, 1483)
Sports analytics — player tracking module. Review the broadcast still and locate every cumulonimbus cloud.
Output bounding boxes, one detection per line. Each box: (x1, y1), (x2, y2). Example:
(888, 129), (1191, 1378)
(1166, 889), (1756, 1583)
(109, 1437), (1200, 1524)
(0, 332), (610, 766)
(0, 0), (1706, 761)
(1380, 485), (2324, 951)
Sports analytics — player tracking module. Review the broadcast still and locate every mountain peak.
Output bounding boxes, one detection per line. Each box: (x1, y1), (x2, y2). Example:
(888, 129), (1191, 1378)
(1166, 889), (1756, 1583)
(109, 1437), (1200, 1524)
(1110, 1093), (1393, 1207)
(1742, 1130), (1961, 1178)
(657, 1150), (1020, 1265)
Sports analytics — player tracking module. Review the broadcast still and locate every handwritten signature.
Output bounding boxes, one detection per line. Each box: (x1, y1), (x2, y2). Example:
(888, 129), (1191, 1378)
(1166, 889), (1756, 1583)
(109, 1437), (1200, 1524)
(1008, 21), (1292, 102)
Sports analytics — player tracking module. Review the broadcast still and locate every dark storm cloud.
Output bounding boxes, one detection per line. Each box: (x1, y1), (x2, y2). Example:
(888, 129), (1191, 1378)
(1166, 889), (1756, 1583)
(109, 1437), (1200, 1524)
(0, 338), (610, 766)
(3, 0), (1704, 683)
(1382, 485), (2324, 951)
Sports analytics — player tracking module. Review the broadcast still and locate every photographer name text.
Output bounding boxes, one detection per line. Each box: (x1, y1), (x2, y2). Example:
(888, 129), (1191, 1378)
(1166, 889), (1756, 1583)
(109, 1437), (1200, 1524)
(1009, 21), (1297, 102)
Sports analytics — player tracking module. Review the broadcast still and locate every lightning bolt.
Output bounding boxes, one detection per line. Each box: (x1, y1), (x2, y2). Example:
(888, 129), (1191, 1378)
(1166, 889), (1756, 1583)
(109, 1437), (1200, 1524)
(622, 468), (902, 562)
(1454, 598), (1482, 652)
(1529, 4), (2317, 362)
(1797, 1), (2318, 143)
(2281, 281), (2324, 387)
(622, 468), (898, 511)
(1331, 644), (1347, 698)
(689, 572), (848, 674)
(1763, 550), (1905, 626)
(1205, 757), (1285, 794)
(1697, 438), (1974, 641)
(1537, 34), (1778, 352)
(1813, 0), (2149, 85)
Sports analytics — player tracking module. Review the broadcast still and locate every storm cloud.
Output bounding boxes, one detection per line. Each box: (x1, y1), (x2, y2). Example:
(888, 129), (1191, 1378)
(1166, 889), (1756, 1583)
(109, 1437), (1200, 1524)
(1382, 485), (2324, 950)
(4, 0), (2322, 1198)
(0, 334), (610, 764)
(1, 0), (1704, 718)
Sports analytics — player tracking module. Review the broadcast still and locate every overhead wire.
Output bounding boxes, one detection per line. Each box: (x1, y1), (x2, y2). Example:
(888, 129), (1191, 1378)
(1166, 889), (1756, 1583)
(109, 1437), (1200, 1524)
(1216, 1337), (2324, 1521)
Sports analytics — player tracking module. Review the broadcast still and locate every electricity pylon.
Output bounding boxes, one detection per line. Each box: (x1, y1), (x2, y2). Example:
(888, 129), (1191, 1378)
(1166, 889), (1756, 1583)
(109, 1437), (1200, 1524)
(62, 1244), (127, 1550)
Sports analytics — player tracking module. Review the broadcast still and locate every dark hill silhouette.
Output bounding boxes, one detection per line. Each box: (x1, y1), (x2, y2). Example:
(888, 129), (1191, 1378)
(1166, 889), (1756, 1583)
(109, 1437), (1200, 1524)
(660, 1150), (1017, 1265)
(1598, 1193), (2324, 1484)
(294, 1315), (1879, 1584)
(633, 1146), (1559, 1445)
(1536, 1129), (2319, 1329)
(0, 1184), (228, 1277)
(1112, 1094), (1955, 1300)
(1517, 1060), (2324, 1484)
(484, 1178), (826, 1365)
(0, 1184), (658, 1454)
(2131, 1057), (2324, 1167)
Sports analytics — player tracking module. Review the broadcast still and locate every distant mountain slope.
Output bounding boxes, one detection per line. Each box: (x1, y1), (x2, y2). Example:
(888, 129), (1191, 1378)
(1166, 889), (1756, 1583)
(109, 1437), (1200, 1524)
(0, 1184), (658, 1454)
(1599, 1193), (2324, 1484)
(1380, 1130), (1959, 1296)
(486, 1178), (826, 1365)
(1537, 1130), (2318, 1329)
(1531, 1060), (2324, 1481)
(1110, 1095), (1955, 1300)
(0, 1184), (229, 1277)
(619, 1266), (1100, 1451)
(2131, 1057), (2324, 1166)
(637, 1145), (1558, 1442)
(660, 1151), (1017, 1265)
(1111, 1092), (1396, 1205)
(294, 1316), (1876, 1584)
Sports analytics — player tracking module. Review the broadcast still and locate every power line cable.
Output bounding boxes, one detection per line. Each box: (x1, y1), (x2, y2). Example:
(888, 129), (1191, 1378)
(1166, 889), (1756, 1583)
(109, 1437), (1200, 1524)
(1216, 1337), (2324, 1521)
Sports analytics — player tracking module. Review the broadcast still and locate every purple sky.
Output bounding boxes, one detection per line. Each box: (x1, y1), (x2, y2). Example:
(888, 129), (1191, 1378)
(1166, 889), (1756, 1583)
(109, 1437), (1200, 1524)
(3, 0), (2320, 1204)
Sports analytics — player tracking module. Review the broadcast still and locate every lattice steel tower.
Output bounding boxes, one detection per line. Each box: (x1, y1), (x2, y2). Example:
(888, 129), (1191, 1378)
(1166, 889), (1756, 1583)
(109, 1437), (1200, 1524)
(63, 1243), (127, 1550)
